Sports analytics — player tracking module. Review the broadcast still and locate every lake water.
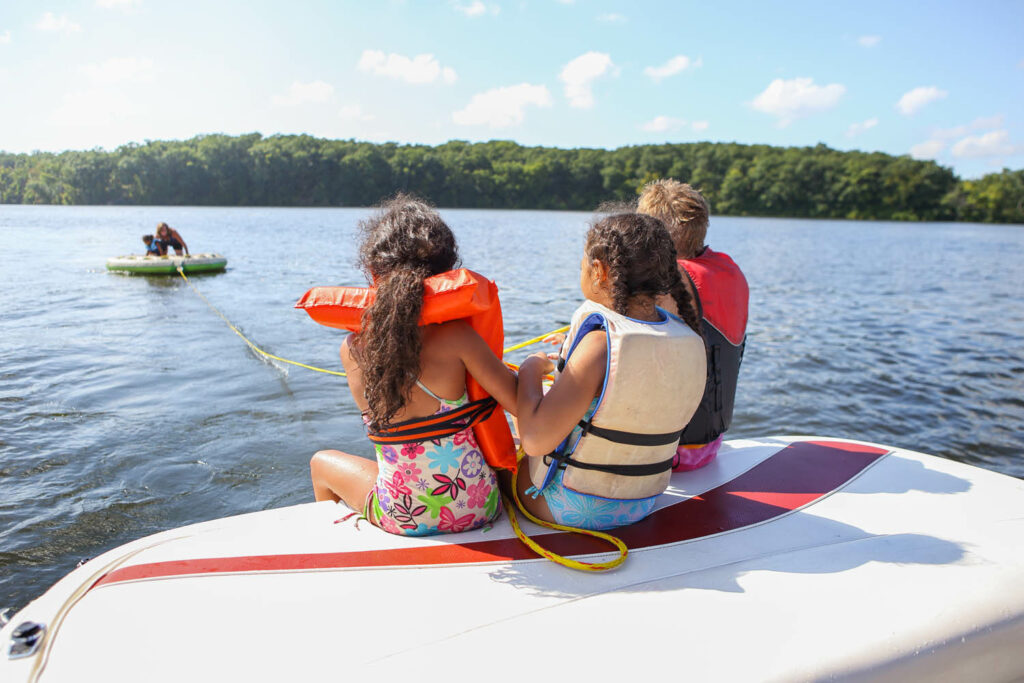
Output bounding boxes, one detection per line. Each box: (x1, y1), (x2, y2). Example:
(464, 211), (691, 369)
(1, 206), (1022, 611)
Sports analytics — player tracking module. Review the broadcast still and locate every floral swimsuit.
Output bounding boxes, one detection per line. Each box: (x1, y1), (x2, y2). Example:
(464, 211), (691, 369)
(364, 381), (501, 536)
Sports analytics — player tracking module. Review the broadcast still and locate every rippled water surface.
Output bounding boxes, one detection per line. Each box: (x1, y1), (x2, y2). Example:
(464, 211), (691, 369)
(1, 206), (1022, 610)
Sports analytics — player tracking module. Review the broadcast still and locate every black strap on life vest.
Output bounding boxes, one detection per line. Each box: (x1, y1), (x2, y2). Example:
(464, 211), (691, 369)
(549, 453), (677, 477)
(541, 419), (681, 477)
(578, 419), (684, 447)
(366, 396), (497, 445)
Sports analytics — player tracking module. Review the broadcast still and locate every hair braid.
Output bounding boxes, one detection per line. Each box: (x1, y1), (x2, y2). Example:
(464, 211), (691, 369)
(667, 267), (702, 335)
(605, 227), (632, 315)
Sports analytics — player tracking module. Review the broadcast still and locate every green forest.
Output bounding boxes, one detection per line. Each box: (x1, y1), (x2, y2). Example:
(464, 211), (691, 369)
(1, 134), (1022, 223)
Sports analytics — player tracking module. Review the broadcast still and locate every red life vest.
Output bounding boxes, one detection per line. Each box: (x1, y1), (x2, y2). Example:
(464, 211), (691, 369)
(294, 269), (517, 471)
(679, 248), (749, 445)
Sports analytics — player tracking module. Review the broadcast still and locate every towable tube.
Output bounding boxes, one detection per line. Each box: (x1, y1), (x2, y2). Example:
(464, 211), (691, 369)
(295, 269), (517, 471)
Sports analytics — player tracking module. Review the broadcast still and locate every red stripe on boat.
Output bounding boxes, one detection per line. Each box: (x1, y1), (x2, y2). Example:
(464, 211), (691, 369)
(94, 440), (887, 587)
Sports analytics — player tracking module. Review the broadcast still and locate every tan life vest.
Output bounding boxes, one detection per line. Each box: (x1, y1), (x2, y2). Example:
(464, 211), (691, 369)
(529, 299), (707, 500)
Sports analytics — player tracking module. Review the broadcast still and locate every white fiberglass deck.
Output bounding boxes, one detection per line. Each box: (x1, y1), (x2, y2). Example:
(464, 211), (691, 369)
(3, 436), (1023, 682)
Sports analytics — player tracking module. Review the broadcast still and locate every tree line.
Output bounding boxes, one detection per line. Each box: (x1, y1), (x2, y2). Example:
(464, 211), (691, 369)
(1, 134), (1021, 223)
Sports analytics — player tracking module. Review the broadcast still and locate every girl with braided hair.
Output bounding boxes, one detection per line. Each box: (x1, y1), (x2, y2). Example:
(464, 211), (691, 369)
(514, 213), (706, 531)
(310, 195), (517, 536)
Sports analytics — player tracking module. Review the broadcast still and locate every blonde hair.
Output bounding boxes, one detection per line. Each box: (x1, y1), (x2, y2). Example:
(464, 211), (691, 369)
(637, 179), (709, 259)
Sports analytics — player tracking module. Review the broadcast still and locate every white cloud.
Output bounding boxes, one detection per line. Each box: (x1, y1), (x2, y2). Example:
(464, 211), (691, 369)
(96, 0), (142, 8)
(80, 57), (153, 85)
(452, 83), (552, 128)
(52, 88), (137, 127)
(951, 130), (1016, 158)
(933, 125), (968, 140)
(751, 77), (845, 126)
(0, 30), (10, 44)
(846, 117), (878, 137)
(454, 1), (486, 15)
(644, 55), (701, 82)
(36, 12), (81, 35)
(641, 116), (686, 132)
(858, 35), (881, 48)
(969, 114), (1004, 130)
(911, 116), (1007, 161)
(452, 1), (498, 16)
(358, 50), (457, 85)
(910, 139), (945, 160)
(932, 115), (1004, 141)
(339, 104), (374, 122)
(272, 81), (335, 107)
(641, 117), (708, 133)
(896, 86), (947, 115)
(597, 13), (626, 22)
(560, 52), (615, 109)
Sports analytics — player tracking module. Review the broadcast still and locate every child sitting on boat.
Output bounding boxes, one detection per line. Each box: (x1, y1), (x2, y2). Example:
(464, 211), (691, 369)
(638, 179), (749, 471)
(142, 234), (161, 256)
(513, 213), (707, 530)
(309, 196), (518, 536)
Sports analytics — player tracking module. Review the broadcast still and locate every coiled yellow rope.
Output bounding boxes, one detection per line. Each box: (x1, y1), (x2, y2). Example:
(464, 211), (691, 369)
(504, 448), (628, 572)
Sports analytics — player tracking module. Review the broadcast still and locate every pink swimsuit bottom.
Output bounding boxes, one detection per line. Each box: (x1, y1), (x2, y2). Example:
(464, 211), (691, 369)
(672, 435), (723, 471)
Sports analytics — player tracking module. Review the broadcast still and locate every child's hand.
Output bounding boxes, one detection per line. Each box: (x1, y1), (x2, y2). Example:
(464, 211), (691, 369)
(542, 332), (566, 347)
(523, 351), (556, 374)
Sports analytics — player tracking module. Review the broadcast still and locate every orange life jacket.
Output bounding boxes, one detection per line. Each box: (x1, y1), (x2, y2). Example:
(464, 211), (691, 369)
(294, 268), (517, 471)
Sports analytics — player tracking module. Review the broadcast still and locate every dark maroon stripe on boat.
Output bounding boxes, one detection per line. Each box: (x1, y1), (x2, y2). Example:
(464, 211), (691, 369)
(94, 440), (887, 587)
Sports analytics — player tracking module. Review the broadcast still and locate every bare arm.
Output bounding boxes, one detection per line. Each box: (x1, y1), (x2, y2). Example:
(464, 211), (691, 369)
(172, 229), (189, 255)
(338, 336), (368, 413)
(516, 330), (606, 457)
(450, 322), (518, 416)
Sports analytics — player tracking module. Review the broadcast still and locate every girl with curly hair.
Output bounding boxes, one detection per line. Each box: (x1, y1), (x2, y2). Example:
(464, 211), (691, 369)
(310, 195), (517, 536)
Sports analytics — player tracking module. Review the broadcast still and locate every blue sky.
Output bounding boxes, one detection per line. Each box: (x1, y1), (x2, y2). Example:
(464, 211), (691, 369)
(0, 0), (1021, 178)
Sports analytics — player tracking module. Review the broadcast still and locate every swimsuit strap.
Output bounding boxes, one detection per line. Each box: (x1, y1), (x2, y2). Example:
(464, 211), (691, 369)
(414, 379), (465, 407)
(414, 379), (446, 403)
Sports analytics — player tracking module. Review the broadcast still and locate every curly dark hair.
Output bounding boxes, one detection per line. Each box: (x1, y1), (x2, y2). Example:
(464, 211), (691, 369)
(584, 213), (701, 334)
(353, 194), (460, 430)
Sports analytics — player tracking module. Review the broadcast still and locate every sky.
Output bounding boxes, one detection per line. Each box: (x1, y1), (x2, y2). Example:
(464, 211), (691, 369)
(0, 0), (1021, 178)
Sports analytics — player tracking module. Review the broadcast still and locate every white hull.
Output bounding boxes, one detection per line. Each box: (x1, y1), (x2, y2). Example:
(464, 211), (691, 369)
(3, 436), (1023, 681)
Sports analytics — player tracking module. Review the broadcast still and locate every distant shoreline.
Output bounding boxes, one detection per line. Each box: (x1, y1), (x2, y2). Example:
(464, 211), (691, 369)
(2, 135), (1021, 224)
(3, 203), (1022, 228)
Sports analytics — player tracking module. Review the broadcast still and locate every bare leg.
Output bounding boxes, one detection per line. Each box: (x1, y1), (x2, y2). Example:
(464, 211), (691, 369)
(506, 417), (554, 522)
(514, 459), (555, 523)
(310, 450), (378, 512)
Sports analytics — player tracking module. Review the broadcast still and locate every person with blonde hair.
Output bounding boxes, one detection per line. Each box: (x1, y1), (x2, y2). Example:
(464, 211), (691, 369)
(638, 179), (749, 472)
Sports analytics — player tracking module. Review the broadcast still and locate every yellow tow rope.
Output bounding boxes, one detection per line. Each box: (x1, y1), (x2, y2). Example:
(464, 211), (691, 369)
(178, 267), (626, 571)
(177, 267), (568, 376)
(504, 449), (628, 571)
(177, 267), (348, 376)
